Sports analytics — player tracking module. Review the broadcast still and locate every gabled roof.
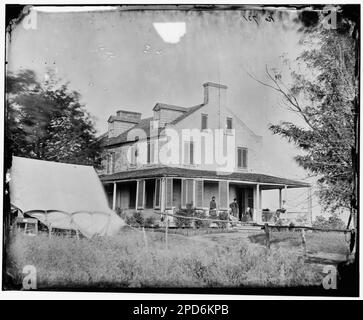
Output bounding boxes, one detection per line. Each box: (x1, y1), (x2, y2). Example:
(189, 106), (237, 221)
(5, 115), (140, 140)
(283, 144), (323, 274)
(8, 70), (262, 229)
(108, 115), (140, 123)
(100, 116), (154, 147)
(100, 166), (310, 188)
(169, 104), (205, 125)
(153, 103), (187, 112)
(100, 103), (206, 147)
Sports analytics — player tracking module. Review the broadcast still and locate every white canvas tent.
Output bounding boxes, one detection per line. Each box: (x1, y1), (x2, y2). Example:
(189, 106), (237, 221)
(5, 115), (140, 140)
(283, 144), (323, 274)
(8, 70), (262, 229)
(9, 156), (125, 237)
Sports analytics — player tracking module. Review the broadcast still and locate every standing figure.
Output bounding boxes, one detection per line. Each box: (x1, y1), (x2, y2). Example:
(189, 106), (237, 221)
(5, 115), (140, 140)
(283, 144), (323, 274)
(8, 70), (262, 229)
(209, 196), (217, 217)
(229, 198), (239, 220)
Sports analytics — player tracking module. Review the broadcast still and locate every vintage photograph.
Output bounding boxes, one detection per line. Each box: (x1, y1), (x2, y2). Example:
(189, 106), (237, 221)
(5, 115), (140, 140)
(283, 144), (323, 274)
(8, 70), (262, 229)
(2, 4), (359, 296)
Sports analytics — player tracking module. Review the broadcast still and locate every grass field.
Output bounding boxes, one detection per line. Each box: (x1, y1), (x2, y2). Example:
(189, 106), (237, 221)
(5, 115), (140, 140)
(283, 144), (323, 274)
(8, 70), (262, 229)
(7, 227), (351, 290)
(248, 231), (350, 256)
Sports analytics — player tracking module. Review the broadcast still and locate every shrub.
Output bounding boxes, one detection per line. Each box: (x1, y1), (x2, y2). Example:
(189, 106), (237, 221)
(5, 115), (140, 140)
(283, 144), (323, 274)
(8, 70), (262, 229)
(175, 207), (193, 228)
(116, 207), (130, 222)
(133, 211), (144, 226)
(217, 211), (229, 229)
(126, 215), (137, 226)
(194, 210), (209, 228)
(312, 215), (346, 230)
(144, 216), (156, 228)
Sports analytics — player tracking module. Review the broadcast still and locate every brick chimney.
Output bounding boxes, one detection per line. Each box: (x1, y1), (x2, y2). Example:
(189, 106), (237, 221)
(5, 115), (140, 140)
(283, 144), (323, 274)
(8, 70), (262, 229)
(203, 82), (227, 108)
(108, 110), (142, 138)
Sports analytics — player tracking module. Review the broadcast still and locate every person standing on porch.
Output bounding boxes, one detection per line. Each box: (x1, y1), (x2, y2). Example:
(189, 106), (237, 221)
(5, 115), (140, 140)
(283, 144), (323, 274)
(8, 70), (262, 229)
(229, 198), (239, 219)
(209, 196), (217, 216)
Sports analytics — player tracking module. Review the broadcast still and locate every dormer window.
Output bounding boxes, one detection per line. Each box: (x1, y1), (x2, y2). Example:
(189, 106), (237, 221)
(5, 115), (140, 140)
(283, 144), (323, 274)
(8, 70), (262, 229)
(201, 114), (208, 130)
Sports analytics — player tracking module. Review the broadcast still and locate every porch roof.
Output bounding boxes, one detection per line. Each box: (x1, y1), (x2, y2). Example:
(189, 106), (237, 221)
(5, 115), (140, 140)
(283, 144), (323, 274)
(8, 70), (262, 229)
(100, 167), (310, 189)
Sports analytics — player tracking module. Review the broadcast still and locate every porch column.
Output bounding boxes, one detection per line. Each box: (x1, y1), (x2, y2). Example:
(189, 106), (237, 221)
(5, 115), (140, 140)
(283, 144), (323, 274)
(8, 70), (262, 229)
(279, 188), (283, 209)
(112, 182), (117, 210)
(284, 185), (288, 209)
(160, 178), (166, 212)
(255, 184), (261, 224)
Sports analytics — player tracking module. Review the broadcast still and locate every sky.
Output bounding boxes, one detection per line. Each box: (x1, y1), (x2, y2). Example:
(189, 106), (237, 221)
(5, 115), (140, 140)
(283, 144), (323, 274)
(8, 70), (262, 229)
(7, 6), (328, 218)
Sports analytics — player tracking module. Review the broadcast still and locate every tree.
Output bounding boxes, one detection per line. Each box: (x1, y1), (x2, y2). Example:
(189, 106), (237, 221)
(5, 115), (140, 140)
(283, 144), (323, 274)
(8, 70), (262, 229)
(6, 69), (102, 167)
(248, 20), (357, 214)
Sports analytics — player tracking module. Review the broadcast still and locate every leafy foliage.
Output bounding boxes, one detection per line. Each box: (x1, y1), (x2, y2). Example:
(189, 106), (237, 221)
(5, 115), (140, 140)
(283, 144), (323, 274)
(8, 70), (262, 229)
(194, 210), (210, 228)
(132, 211), (144, 226)
(6, 69), (102, 166)
(251, 22), (356, 213)
(217, 211), (229, 228)
(175, 205), (193, 228)
(312, 215), (346, 230)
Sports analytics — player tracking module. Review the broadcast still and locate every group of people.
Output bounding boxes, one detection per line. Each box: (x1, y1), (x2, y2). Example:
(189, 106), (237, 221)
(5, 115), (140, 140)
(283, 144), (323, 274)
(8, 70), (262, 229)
(209, 196), (253, 221)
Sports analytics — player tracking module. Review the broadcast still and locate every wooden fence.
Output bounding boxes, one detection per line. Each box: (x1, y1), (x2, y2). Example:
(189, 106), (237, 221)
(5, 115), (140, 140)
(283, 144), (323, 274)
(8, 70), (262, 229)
(156, 211), (356, 254)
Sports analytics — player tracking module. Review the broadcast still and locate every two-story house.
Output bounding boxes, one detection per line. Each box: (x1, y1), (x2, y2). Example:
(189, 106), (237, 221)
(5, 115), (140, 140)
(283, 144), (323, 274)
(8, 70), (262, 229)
(98, 82), (310, 224)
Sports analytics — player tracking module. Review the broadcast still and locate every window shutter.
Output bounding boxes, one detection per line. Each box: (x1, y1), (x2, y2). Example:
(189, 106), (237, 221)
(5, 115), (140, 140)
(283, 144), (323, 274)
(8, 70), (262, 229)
(130, 146), (136, 166)
(150, 141), (154, 164)
(111, 152), (115, 173)
(237, 148), (242, 168)
(137, 180), (145, 209)
(146, 142), (150, 164)
(201, 114), (208, 130)
(154, 179), (161, 208)
(195, 180), (204, 208)
(165, 178), (173, 209)
(227, 117), (233, 129)
(183, 142), (189, 164)
(106, 154), (110, 174)
(219, 181), (229, 210)
(242, 148), (248, 168)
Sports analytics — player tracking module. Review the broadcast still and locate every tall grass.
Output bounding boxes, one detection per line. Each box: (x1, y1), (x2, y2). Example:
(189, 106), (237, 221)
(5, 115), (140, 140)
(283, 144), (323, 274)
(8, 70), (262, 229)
(7, 229), (320, 289)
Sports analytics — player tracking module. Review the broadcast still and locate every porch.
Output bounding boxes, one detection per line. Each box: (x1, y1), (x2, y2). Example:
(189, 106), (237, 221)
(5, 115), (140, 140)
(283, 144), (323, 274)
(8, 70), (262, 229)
(101, 167), (311, 225)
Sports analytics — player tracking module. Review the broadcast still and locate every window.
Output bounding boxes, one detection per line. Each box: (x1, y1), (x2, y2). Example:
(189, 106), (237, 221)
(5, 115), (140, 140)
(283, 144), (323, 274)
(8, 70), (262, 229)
(183, 141), (194, 165)
(226, 117), (233, 130)
(147, 141), (151, 164)
(201, 114), (208, 130)
(130, 145), (137, 166)
(237, 147), (248, 169)
(106, 152), (115, 174)
(106, 154), (111, 173)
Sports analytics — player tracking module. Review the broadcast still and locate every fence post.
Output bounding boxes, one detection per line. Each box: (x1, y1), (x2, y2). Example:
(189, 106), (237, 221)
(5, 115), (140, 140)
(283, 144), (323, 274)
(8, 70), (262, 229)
(264, 223), (270, 249)
(165, 217), (169, 250)
(142, 227), (148, 250)
(301, 228), (307, 256)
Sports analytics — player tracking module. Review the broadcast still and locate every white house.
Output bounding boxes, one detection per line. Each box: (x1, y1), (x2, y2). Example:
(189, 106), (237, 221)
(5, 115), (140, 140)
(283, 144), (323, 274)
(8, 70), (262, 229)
(98, 82), (310, 224)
